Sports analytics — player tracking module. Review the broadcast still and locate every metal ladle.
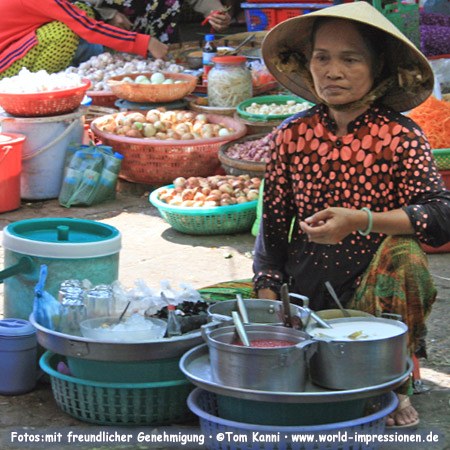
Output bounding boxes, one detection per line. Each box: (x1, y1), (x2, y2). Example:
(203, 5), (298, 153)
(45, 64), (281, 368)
(232, 311), (250, 346)
(223, 34), (255, 55)
(325, 281), (351, 318)
(236, 294), (249, 324)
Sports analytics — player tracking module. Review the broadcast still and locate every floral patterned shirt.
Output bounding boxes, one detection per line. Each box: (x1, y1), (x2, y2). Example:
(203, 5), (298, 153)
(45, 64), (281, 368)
(253, 103), (450, 309)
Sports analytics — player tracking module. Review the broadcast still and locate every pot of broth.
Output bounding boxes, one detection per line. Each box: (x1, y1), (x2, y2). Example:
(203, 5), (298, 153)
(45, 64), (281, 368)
(203, 324), (317, 392)
(308, 317), (408, 390)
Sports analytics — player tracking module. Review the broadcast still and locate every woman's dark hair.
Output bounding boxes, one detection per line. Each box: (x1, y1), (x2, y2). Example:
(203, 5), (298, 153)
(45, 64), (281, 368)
(310, 17), (388, 79)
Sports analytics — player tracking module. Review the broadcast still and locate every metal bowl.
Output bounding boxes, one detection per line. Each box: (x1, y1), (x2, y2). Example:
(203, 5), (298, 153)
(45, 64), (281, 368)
(30, 313), (203, 361)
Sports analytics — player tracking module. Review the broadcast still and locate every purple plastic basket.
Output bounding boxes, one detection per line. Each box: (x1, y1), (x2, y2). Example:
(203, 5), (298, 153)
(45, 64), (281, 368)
(187, 388), (398, 450)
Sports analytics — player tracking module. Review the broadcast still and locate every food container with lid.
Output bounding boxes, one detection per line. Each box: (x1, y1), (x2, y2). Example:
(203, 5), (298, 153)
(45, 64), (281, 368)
(0, 319), (38, 395)
(207, 56), (252, 108)
(1, 218), (121, 321)
(308, 317), (408, 390)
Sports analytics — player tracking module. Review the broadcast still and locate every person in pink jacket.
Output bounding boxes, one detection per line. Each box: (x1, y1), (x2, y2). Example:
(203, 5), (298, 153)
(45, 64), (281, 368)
(0, 0), (168, 79)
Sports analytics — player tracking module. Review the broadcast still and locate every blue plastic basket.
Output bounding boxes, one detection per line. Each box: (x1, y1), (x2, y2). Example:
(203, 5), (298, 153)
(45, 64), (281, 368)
(150, 185), (257, 235)
(188, 388), (398, 450)
(40, 351), (195, 426)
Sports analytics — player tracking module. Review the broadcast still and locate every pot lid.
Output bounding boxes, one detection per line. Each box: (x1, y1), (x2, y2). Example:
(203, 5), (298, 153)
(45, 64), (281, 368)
(2, 218), (121, 259)
(0, 319), (36, 337)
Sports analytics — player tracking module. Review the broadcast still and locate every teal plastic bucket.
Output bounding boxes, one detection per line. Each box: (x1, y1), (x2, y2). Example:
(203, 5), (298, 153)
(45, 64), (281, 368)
(0, 108), (85, 199)
(1, 218), (121, 320)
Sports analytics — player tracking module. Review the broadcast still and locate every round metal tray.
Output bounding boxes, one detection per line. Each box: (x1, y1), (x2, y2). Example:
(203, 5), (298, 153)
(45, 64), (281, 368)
(180, 344), (413, 404)
(30, 313), (203, 361)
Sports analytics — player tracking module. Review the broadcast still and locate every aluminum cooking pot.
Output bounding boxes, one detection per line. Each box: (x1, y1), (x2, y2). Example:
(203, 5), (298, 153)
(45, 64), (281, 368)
(308, 317), (408, 390)
(207, 298), (311, 329)
(202, 323), (317, 392)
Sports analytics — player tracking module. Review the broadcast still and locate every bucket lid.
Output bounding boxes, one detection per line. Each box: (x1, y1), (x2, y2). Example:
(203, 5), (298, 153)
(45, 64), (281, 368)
(2, 218), (121, 259)
(0, 319), (36, 337)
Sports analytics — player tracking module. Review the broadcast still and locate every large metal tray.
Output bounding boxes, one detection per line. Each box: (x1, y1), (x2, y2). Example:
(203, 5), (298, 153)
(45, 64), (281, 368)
(180, 344), (413, 403)
(30, 313), (203, 361)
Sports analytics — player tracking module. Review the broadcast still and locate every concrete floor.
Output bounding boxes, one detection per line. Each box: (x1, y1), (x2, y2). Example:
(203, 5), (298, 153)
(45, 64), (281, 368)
(0, 182), (449, 450)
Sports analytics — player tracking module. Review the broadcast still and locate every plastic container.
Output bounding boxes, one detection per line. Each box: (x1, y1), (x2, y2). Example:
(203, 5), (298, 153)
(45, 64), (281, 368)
(0, 319), (37, 395)
(90, 113), (247, 185)
(0, 79), (90, 117)
(66, 355), (184, 383)
(0, 132), (26, 213)
(0, 108), (85, 200)
(150, 185), (257, 235)
(208, 56), (252, 108)
(1, 218), (121, 321)
(80, 316), (168, 342)
(40, 351), (195, 426)
(242, 2), (332, 31)
(432, 148), (450, 170)
(237, 94), (313, 122)
(188, 388), (398, 450)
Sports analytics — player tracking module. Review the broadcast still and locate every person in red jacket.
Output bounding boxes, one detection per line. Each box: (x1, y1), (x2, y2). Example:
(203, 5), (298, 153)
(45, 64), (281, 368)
(0, 0), (168, 79)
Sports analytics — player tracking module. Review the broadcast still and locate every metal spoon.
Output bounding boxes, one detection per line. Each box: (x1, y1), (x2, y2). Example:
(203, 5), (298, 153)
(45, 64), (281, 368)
(223, 35), (255, 55)
(236, 294), (249, 324)
(232, 311), (250, 346)
(116, 301), (131, 324)
(325, 281), (351, 318)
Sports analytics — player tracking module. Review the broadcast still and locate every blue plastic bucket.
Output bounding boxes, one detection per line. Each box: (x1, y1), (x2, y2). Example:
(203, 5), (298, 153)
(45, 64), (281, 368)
(0, 108), (85, 199)
(0, 319), (37, 395)
(1, 218), (121, 320)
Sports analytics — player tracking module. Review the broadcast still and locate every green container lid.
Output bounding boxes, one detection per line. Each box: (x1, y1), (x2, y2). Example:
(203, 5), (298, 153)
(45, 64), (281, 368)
(236, 95), (313, 122)
(2, 218), (121, 259)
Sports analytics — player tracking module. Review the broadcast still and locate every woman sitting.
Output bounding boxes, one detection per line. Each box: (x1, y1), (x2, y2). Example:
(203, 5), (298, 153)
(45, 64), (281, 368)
(251, 2), (450, 428)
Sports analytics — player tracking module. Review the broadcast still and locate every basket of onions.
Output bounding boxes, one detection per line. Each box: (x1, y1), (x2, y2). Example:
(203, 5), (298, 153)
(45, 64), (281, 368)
(218, 132), (272, 178)
(149, 175), (261, 235)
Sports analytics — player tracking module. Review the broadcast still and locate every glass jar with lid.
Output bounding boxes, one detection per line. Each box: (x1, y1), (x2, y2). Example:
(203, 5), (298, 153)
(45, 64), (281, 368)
(207, 56), (252, 108)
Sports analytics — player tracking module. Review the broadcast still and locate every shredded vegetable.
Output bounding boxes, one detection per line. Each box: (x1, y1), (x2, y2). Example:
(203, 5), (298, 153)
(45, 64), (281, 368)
(406, 95), (450, 149)
(208, 65), (252, 107)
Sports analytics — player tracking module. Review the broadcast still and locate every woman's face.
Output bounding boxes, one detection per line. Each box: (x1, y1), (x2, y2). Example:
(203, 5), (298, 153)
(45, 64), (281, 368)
(309, 19), (377, 106)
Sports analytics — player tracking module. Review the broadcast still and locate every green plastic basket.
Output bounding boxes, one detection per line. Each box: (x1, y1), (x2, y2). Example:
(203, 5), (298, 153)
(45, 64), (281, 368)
(66, 355), (184, 383)
(40, 351), (195, 426)
(236, 95), (313, 122)
(433, 148), (450, 171)
(149, 185), (257, 235)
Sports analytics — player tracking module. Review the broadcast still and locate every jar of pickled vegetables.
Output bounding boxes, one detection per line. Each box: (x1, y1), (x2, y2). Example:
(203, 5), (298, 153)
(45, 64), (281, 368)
(207, 56), (252, 108)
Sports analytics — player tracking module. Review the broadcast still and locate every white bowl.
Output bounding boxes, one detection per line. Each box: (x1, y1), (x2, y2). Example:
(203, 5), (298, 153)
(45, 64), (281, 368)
(80, 315), (167, 342)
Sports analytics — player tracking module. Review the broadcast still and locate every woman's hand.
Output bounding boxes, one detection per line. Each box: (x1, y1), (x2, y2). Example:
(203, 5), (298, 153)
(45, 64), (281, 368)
(107, 12), (133, 31)
(147, 38), (169, 60)
(299, 207), (366, 245)
(257, 287), (279, 300)
(208, 11), (231, 32)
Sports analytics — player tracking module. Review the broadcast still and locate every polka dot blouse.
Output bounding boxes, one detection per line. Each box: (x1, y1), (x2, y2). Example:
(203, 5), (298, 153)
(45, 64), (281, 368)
(253, 103), (450, 308)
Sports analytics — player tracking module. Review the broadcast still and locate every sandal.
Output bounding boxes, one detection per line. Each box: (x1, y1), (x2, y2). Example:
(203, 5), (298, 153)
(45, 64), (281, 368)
(386, 395), (420, 429)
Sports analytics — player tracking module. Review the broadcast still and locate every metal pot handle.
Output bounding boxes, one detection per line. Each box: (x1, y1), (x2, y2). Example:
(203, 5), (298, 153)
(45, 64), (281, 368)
(381, 312), (403, 322)
(295, 339), (318, 360)
(200, 320), (223, 342)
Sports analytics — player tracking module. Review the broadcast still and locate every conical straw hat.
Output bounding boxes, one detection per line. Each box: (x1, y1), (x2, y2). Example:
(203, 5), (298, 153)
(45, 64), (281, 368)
(261, 2), (434, 112)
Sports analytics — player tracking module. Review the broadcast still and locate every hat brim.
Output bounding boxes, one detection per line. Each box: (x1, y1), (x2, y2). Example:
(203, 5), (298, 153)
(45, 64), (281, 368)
(261, 2), (434, 112)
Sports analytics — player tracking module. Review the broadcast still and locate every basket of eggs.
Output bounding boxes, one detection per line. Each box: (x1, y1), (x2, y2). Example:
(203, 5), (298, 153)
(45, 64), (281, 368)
(91, 109), (247, 185)
(149, 175), (261, 235)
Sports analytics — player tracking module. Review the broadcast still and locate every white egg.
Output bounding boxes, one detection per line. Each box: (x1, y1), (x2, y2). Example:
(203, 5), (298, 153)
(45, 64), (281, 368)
(150, 72), (166, 84)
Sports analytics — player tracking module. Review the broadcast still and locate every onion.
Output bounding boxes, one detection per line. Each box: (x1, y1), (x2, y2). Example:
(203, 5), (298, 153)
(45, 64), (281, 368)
(219, 183), (233, 194)
(173, 177), (186, 187)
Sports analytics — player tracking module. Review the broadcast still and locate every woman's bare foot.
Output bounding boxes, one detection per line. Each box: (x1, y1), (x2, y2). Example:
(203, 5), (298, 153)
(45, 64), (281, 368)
(386, 394), (420, 428)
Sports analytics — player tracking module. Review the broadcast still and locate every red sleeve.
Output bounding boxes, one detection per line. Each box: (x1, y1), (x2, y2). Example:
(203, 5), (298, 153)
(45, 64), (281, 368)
(25, 0), (150, 57)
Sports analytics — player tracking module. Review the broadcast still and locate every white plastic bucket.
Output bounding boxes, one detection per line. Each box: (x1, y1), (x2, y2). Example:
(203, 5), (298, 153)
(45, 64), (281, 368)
(0, 108), (85, 200)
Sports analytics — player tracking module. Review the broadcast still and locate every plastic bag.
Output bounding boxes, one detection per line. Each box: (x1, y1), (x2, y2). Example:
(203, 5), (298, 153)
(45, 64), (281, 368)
(33, 265), (61, 330)
(59, 144), (123, 207)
